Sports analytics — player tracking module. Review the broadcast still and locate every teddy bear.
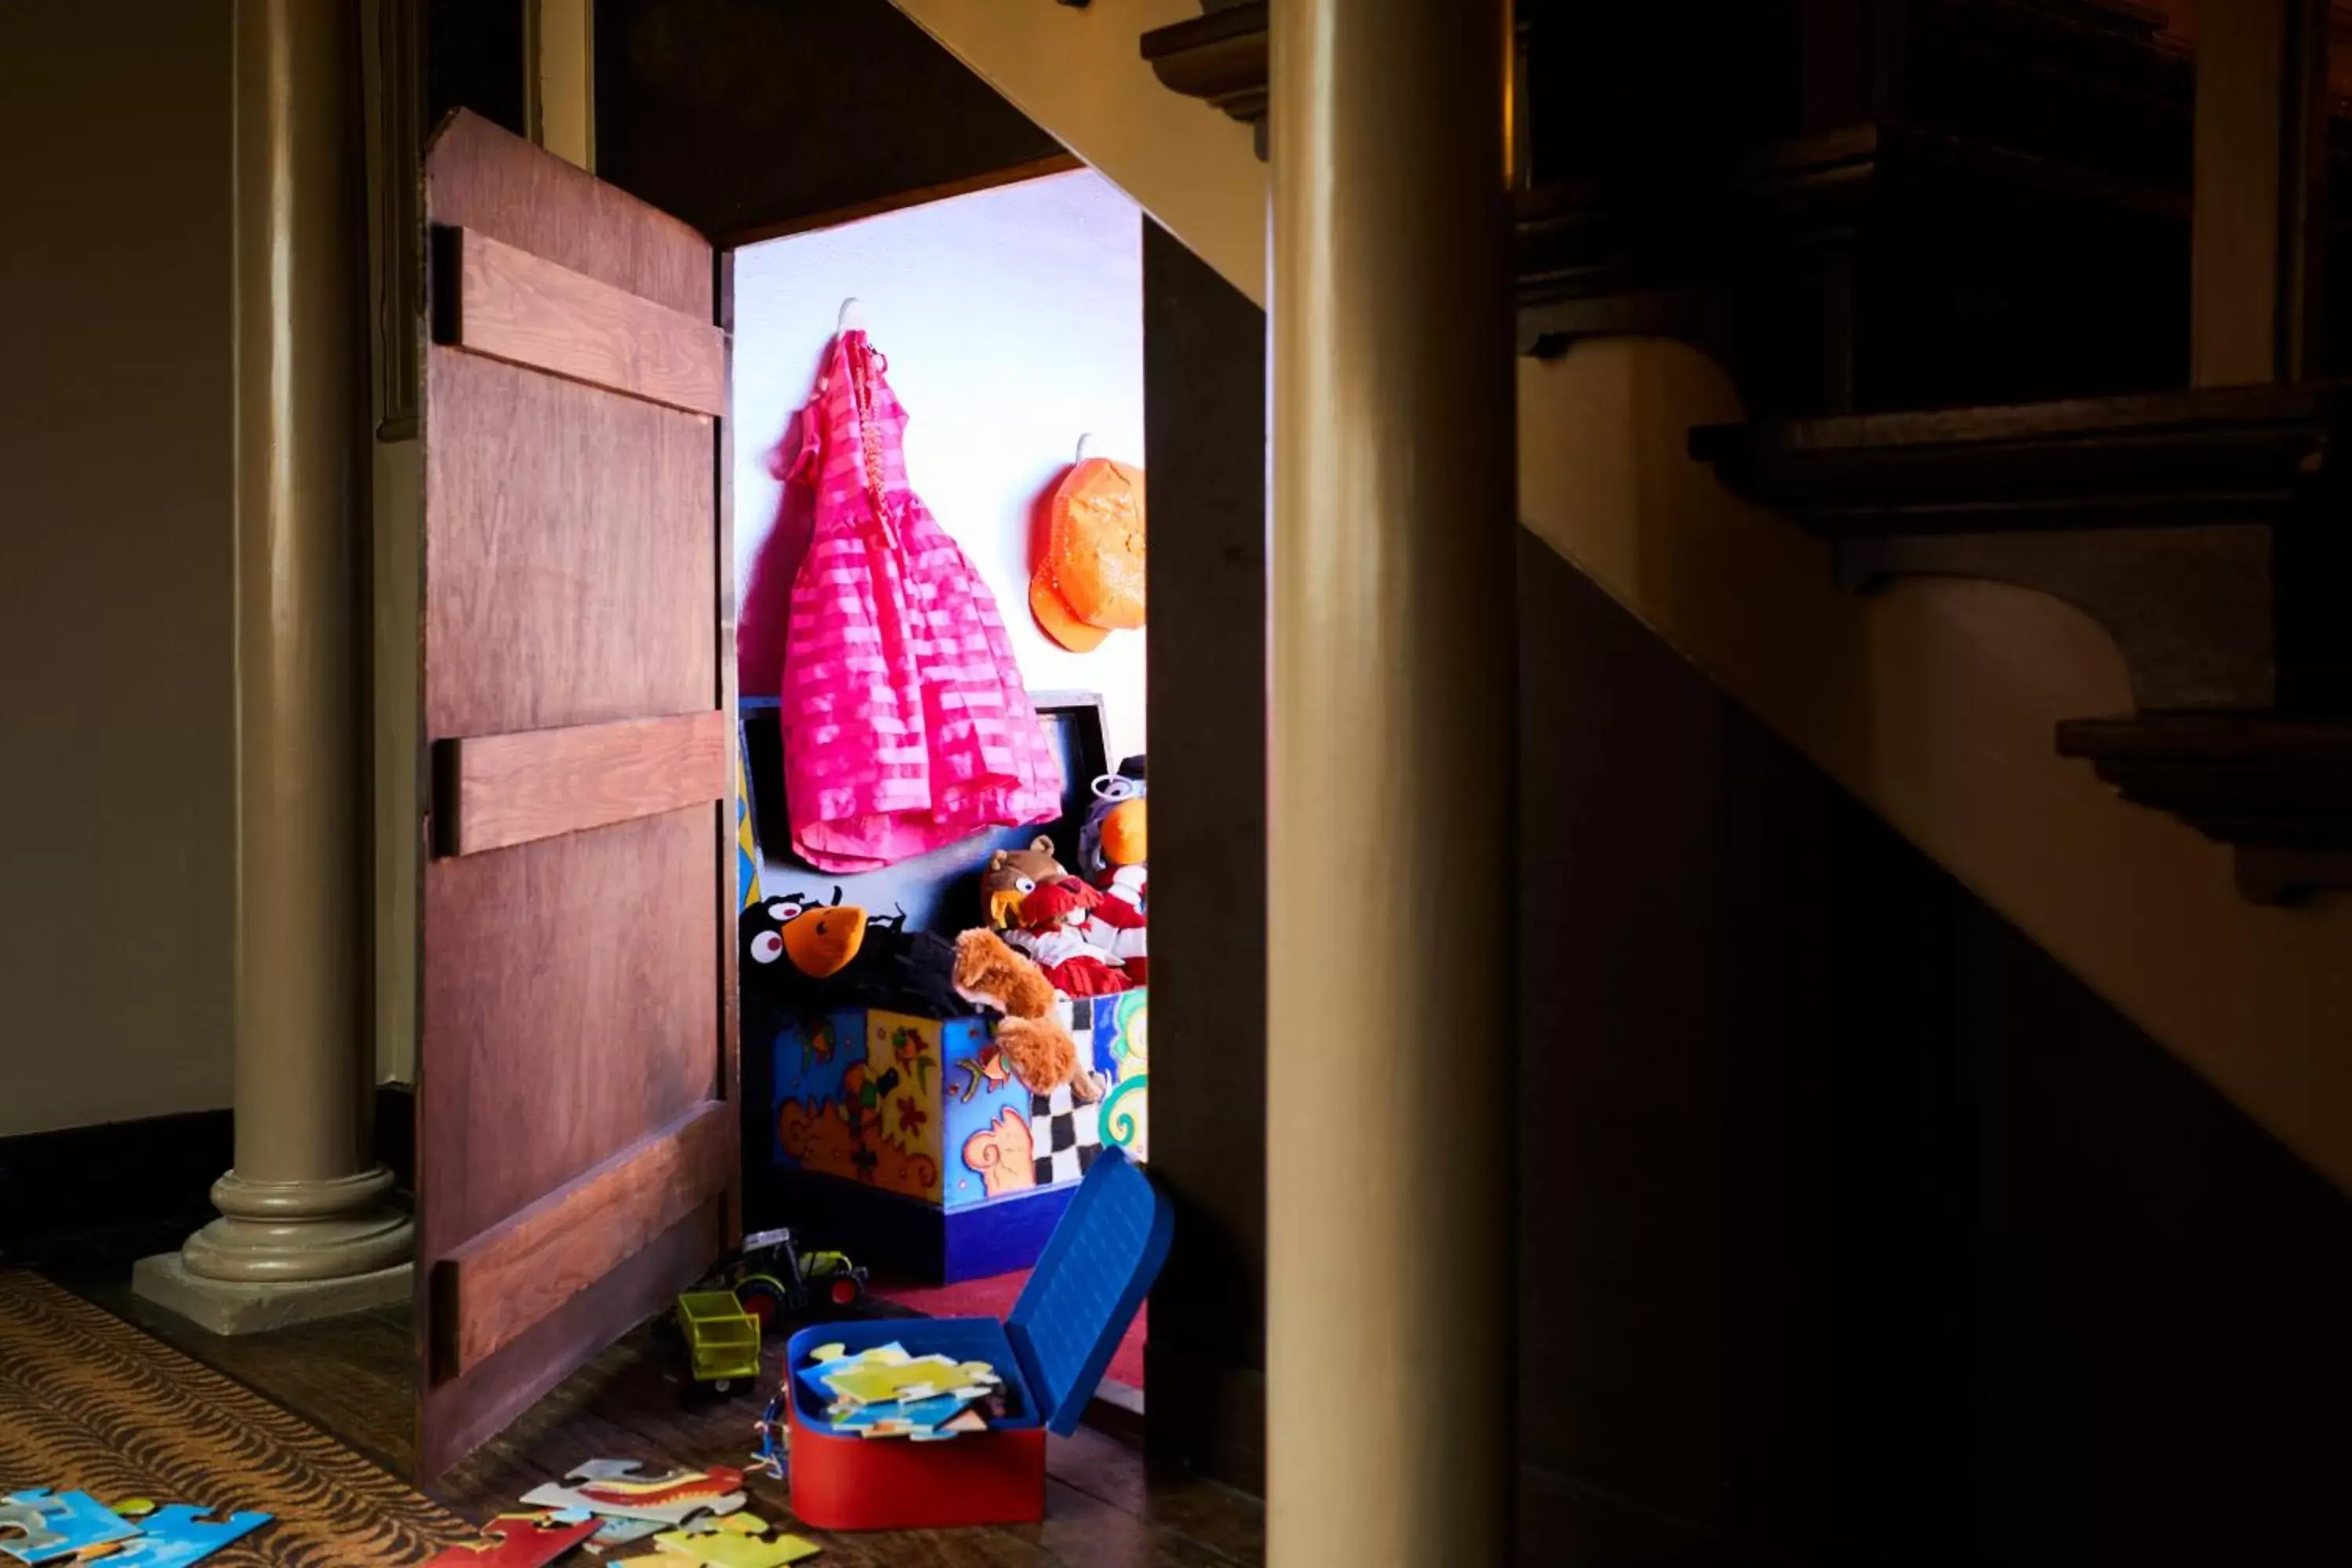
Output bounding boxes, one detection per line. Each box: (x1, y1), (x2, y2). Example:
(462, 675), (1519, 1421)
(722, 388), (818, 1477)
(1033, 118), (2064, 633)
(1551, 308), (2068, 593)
(951, 929), (1105, 1102)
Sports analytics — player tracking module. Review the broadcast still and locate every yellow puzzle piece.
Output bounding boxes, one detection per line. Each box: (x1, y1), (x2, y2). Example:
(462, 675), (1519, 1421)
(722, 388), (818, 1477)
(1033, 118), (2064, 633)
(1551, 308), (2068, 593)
(644, 1510), (822, 1567)
(818, 1352), (997, 1410)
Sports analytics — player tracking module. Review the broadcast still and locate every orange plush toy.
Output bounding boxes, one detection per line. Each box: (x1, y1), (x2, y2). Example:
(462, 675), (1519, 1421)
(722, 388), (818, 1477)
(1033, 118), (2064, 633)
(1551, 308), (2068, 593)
(1030, 448), (1145, 653)
(950, 929), (1103, 1102)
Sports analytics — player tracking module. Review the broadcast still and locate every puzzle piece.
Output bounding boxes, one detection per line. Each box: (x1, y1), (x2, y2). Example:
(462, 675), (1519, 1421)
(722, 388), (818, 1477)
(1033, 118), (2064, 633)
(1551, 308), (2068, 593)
(84, 1505), (270, 1567)
(909, 1409), (990, 1443)
(419, 1512), (599, 1566)
(644, 1514), (821, 1568)
(521, 1461), (746, 1526)
(816, 1353), (998, 1410)
(0, 1490), (138, 1564)
(793, 1342), (908, 1401)
(587, 1514), (666, 1548)
(827, 1388), (975, 1436)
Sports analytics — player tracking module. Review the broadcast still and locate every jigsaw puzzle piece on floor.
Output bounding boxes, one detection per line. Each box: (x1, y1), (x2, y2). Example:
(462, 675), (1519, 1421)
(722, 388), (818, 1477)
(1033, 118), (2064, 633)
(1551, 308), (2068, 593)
(645, 1511), (822, 1567)
(520, 1461), (748, 1526)
(84, 1504), (271, 1567)
(589, 1513), (669, 1548)
(419, 1511), (600, 1566)
(0, 1489), (139, 1564)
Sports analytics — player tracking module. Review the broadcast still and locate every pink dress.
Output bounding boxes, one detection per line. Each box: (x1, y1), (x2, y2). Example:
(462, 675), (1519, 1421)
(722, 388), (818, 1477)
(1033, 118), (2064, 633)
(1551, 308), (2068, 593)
(776, 331), (1064, 871)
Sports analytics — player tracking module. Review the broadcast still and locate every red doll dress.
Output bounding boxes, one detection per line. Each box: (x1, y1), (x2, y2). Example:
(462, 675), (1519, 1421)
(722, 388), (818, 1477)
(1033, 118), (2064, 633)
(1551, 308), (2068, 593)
(776, 330), (1063, 871)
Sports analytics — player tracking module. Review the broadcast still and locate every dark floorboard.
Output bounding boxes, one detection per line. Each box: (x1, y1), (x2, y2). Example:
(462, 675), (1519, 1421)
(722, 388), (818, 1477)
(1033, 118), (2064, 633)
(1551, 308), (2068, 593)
(55, 1253), (1261, 1568)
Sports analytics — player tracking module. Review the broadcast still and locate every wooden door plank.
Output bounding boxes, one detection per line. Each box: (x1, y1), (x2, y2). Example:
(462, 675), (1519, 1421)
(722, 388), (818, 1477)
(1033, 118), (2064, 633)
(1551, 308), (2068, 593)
(713, 251), (742, 1242)
(434, 710), (728, 857)
(437, 227), (728, 416)
(423, 351), (715, 740)
(431, 1100), (734, 1379)
(420, 1200), (726, 1478)
(419, 808), (720, 1251)
(426, 110), (709, 317)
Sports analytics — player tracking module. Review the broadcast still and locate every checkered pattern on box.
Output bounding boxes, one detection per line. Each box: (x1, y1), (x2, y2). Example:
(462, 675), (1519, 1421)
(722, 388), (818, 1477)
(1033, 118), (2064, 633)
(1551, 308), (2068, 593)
(1030, 1082), (1103, 1188)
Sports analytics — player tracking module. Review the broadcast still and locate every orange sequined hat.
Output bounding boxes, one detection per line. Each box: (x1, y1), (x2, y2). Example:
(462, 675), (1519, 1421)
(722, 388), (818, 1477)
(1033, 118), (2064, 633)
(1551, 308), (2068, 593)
(1032, 453), (1145, 652)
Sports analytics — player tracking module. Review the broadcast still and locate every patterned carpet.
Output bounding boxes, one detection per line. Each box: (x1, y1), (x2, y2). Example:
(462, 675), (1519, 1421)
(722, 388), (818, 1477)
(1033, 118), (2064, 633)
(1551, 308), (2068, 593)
(0, 1271), (468, 1566)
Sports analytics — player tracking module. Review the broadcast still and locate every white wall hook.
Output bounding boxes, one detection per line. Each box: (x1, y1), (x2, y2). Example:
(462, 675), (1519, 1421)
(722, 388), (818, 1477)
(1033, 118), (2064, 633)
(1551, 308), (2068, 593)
(837, 297), (866, 332)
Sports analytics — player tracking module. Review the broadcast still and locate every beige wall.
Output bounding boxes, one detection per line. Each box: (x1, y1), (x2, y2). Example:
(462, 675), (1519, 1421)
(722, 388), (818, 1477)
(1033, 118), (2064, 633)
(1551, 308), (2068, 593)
(887, 0), (1266, 305)
(1519, 339), (2352, 1197)
(0, 3), (238, 1134)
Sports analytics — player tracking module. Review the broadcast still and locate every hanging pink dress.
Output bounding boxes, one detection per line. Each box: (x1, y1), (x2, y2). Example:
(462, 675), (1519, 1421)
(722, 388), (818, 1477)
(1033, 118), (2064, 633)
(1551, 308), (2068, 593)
(776, 331), (1064, 872)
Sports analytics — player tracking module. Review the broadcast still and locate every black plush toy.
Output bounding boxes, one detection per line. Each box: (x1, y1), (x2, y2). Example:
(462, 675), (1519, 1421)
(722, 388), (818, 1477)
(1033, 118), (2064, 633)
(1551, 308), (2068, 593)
(739, 890), (823, 1057)
(739, 891), (971, 1024)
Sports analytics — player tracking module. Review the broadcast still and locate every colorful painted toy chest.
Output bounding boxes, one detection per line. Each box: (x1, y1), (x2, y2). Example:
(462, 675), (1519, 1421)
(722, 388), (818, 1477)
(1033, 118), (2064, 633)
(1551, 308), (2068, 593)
(767, 989), (1149, 1282)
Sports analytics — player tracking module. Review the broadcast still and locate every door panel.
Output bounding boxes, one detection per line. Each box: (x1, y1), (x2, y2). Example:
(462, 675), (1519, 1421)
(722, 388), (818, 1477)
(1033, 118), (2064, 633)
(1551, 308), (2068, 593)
(423, 353), (716, 739)
(416, 111), (736, 1478)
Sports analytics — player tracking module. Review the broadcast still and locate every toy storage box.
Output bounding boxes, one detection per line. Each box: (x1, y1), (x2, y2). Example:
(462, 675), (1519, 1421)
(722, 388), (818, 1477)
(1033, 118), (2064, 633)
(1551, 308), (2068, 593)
(784, 1148), (1172, 1531)
(767, 990), (1149, 1282)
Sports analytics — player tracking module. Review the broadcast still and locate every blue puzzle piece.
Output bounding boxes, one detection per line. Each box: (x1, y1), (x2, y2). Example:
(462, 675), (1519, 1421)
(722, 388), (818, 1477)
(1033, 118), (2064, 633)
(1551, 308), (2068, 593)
(94, 1504), (270, 1566)
(590, 1515), (666, 1547)
(0, 1489), (138, 1564)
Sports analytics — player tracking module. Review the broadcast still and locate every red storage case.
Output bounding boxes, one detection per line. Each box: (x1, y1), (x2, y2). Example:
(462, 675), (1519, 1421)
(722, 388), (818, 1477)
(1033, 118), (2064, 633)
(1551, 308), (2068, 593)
(784, 1148), (1171, 1531)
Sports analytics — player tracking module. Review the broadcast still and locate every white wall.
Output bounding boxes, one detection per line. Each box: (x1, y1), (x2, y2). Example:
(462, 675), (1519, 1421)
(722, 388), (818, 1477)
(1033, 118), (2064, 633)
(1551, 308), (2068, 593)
(732, 169), (1148, 766)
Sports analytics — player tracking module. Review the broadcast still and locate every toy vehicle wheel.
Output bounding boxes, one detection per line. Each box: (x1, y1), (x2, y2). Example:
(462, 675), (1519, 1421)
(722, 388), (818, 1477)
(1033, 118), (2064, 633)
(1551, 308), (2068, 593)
(712, 1377), (736, 1396)
(828, 1276), (862, 1307)
(736, 1277), (790, 1333)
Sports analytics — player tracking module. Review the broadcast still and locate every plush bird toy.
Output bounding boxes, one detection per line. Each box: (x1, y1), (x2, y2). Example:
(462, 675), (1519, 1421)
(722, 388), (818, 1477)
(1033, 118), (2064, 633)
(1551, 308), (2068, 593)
(743, 887), (866, 978)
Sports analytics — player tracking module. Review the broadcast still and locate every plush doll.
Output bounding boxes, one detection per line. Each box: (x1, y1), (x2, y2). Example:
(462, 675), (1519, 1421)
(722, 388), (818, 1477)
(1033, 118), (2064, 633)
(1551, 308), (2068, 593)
(745, 891), (971, 1018)
(950, 929), (1103, 1102)
(980, 836), (1070, 930)
(743, 887), (866, 978)
(1007, 878), (1136, 997)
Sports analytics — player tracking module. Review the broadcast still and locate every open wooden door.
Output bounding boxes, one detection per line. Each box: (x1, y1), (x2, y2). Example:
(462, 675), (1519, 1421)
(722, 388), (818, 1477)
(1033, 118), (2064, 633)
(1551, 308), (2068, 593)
(414, 111), (739, 1476)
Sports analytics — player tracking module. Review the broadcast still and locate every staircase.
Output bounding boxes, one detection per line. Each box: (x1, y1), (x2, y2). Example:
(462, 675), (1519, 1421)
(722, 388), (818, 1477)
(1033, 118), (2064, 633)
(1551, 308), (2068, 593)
(891, 0), (2352, 1199)
(877, 5), (2352, 1559)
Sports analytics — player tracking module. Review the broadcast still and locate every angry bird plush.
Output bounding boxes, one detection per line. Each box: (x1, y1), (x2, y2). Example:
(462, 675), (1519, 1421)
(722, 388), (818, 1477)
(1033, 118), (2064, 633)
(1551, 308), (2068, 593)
(743, 887), (866, 979)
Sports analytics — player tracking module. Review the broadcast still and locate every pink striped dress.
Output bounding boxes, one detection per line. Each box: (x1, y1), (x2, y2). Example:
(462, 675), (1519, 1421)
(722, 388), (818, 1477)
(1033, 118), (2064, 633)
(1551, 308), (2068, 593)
(775, 331), (1064, 872)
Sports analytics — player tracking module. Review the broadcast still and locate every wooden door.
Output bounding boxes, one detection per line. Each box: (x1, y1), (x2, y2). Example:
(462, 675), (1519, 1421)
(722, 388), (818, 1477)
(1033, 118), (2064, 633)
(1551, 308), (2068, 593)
(415, 111), (738, 1476)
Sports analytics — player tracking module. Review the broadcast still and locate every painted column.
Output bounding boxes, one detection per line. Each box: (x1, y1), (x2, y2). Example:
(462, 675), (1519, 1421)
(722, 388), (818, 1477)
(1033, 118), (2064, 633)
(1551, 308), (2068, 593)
(165, 0), (412, 1301)
(1267, 2), (1518, 1563)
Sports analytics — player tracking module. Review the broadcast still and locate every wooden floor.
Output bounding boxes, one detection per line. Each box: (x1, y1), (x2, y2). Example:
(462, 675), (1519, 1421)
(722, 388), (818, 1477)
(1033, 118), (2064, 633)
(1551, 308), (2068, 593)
(61, 1273), (1262, 1567)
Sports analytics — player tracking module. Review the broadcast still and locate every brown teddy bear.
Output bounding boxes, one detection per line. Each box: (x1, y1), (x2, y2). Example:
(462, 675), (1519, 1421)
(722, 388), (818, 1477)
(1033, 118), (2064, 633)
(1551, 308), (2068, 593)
(981, 836), (1068, 930)
(951, 929), (1105, 1103)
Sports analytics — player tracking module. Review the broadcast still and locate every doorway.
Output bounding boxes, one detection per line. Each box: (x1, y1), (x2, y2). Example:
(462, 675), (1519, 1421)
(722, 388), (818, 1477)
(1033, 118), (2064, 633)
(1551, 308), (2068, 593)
(727, 166), (1154, 1420)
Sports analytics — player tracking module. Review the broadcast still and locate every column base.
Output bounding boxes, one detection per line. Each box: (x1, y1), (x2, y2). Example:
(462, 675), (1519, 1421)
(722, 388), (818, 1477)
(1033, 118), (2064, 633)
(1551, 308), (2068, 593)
(131, 1252), (412, 1336)
(177, 1164), (415, 1283)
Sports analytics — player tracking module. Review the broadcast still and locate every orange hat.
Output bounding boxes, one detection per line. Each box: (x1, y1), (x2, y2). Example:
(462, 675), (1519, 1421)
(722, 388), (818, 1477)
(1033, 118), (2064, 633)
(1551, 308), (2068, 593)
(1032, 456), (1145, 652)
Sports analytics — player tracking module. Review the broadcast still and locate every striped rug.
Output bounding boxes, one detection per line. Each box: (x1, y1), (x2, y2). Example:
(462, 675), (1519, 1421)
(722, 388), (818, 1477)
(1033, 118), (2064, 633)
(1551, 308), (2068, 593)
(0, 1271), (468, 1566)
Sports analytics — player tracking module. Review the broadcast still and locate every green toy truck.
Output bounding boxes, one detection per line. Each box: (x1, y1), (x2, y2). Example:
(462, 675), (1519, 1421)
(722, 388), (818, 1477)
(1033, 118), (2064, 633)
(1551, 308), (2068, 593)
(675, 1289), (761, 1393)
